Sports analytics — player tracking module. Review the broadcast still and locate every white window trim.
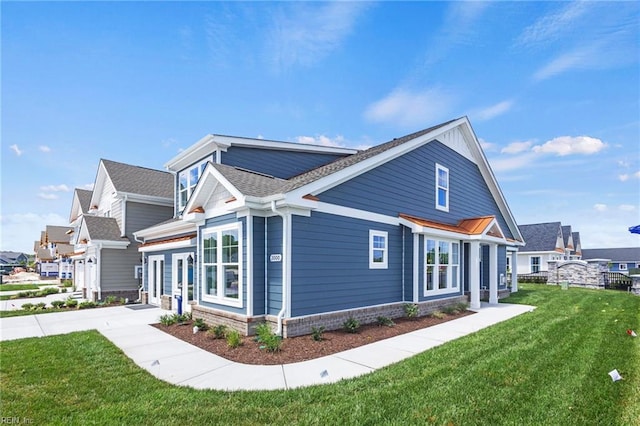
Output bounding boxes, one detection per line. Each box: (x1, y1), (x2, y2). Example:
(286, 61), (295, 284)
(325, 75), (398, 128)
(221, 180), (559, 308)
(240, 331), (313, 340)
(200, 222), (243, 308)
(435, 163), (449, 212)
(178, 158), (211, 211)
(423, 238), (460, 296)
(369, 230), (388, 269)
(530, 256), (541, 273)
(618, 263), (627, 271)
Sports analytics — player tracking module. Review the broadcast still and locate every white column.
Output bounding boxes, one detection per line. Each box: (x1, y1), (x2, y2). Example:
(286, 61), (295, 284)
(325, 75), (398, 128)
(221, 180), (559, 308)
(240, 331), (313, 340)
(511, 250), (519, 292)
(489, 244), (499, 304)
(469, 241), (481, 309)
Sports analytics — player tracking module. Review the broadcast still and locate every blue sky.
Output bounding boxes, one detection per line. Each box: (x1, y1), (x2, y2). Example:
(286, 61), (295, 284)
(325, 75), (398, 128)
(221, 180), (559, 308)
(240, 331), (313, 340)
(1, 1), (639, 254)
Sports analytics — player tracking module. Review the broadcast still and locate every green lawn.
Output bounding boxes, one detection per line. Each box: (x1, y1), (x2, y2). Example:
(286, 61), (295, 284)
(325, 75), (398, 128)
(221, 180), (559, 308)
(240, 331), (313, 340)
(1, 284), (638, 425)
(0, 283), (41, 292)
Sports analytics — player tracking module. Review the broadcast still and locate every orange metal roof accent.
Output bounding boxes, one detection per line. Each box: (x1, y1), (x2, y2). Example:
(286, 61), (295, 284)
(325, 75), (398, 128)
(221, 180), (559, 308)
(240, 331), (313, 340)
(303, 194), (320, 201)
(140, 234), (197, 248)
(225, 197), (237, 204)
(189, 206), (205, 213)
(399, 213), (501, 237)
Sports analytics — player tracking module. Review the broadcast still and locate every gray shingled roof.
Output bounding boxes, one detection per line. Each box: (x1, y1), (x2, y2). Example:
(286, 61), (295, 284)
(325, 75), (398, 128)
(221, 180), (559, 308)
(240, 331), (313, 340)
(205, 119), (459, 199)
(102, 159), (173, 199)
(518, 222), (562, 252)
(212, 163), (288, 197)
(76, 188), (93, 213)
(572, 232), (581, 251)
(83, 216), (129, 242)
(46, 225), (73, 243)
(561, 225), (572, 247)
(582, 247), (640, 262)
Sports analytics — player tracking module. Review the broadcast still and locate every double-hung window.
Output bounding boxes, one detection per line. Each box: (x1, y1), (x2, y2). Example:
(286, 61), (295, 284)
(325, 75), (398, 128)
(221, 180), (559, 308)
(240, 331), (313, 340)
(369, 230), (388, 269)
(179, 159), (210, 211)
(435, 164), (449, 212)
(201, 223), (242, 307)
(531, 256), (540, 273)
(424, 238), (459, 294)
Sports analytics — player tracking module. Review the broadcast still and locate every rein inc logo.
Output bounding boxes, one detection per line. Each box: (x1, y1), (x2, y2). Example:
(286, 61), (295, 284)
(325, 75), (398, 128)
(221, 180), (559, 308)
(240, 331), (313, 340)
(1, 418), (33, 424)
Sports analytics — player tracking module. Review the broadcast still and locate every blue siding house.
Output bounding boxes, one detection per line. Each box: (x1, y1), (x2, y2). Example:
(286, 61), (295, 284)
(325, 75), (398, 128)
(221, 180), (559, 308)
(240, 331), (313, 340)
(134, 117), (525, 337)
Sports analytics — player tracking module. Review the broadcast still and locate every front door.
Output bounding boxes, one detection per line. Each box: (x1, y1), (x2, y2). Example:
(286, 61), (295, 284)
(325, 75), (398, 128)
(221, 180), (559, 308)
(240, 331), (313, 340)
(172, 253), (194, 313)
(148, 255), (164, 306)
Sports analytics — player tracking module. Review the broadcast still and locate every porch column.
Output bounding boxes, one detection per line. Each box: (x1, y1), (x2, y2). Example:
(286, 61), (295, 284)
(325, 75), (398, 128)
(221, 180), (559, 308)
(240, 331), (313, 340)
(469, 241), (481, 310)
(489, 243), (499, 304)
(511, 250), (519, 292)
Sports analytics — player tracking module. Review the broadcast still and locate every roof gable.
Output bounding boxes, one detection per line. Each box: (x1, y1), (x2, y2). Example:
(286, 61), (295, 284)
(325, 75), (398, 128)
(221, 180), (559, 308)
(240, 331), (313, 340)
(69, 188), (93, 222)
(80, 215), (129, 243)
(519, 222), (564, 252)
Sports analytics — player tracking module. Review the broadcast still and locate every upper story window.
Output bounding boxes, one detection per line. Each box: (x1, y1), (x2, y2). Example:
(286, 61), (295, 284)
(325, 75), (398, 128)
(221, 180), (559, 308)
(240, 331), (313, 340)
(435, 164), (449, 212)
(619, 263), (627, 271)
(369, 230), (388, 269)
(179, 159), (210, 211)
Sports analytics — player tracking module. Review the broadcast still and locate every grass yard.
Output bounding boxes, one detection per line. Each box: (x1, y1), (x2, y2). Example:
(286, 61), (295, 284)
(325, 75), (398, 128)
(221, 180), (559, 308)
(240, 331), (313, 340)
(1, 284), (638, 425)
(0, 283), (41, 292)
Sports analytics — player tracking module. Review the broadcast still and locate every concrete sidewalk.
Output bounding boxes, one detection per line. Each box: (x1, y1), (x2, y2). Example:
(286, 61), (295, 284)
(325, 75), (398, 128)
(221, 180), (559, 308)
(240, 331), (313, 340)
(1, 302), (535, 391)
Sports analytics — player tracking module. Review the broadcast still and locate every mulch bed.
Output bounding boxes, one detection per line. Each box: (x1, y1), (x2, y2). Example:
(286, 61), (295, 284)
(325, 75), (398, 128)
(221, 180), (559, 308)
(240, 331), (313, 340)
(153, 310), (474, 365)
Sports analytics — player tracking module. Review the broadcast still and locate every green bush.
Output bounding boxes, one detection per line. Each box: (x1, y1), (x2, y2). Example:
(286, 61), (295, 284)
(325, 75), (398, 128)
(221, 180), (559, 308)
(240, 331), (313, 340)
(159, 314), (177, 326)
(193, 318), (208, 331)
(65, 298), (78, 308)
(226, 330), (243, 348)
(21, 303), (34, 310)
(254, 323), (272, 343)
(104, 295), (118, 305)
(430, 310), (446, 319)
(36, 287), (59, 297)
(342, 316), (360, 333)
(34, 302), (46, 310)
(253, 323), (282, 352)
(207, 324), (227, 339)
(311, 326), (325, 342)
(403, 303), (419, 319)
(376, 316), (395, 327)
(78, 301), (96, 309)
(61, 280), (73, 288)
(51, 300), (65, 308)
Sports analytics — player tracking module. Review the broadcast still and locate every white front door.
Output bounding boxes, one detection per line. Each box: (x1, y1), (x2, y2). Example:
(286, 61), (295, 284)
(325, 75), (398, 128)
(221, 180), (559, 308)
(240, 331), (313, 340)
(148, 255), (164, 306)
(172, 253), (194, 313)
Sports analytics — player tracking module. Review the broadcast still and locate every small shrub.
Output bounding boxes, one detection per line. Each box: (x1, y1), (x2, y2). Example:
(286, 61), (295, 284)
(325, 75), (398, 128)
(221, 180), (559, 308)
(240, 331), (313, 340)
(260, 332), (283, 352)
(61, 280), (73, 288)
(65, 298), (78, 308)
(254, 323), (272, 343)
(159, 314), (177, 326)
(342, 316), (360, 333)
(403, 303), (419, 319)
(119, 297), (126, 305)
(226, 330), (243, 348)
(60, 288), (67, 293)
(193, 318), (208, 331)
(35, 302), (47, 310)
(21, 303), (34, 310)
(430, 310), (446, 319)
(311, 326), (325, 341)
(207, 324), (227, 339)
(51, 300), (65, 308)
(105, 295), (118, 305)
(176, 312), (191, 323)
(78, 301), (96, 309)
(376, 316), (395, 327)
(36, 287), (59, 297)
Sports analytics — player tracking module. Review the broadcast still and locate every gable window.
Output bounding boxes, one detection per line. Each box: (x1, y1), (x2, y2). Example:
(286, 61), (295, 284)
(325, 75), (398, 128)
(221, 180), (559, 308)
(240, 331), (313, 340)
(201, 223), (242, 307)
(435, 164), (449, 212)
(531, 256), (541, 273)
(179, 159), (210, 211)
(619, 263), (627, 271)
(369, 230), (388, 269)
(424, 238), (459, 294)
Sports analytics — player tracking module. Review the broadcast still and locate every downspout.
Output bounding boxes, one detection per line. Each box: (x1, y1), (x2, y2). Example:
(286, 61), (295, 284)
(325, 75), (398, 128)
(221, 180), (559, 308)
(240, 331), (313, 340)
(401, 226), (405, 302)
(121, 194), (128, 237)
(134, 233), (145, 302)
(97, 243), (103, 301)
(264, 218), (268, 317)
(271, 200), (288, 336)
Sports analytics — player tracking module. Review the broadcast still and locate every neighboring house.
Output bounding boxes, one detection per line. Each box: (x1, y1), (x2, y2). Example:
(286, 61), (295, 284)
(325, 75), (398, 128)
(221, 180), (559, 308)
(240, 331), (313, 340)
(34, 225), (74, 277)
(0, 251), (29, 273)
(582, 248), (640, 274)
(70, 159), (174, 301)
(135, 116), (525, 337)
(516, 222), (582, 274)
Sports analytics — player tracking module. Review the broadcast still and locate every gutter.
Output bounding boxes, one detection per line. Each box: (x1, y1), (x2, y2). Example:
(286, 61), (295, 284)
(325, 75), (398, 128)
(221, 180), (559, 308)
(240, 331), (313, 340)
(133, 233), (145, 303)
(270, 200), (288, 336)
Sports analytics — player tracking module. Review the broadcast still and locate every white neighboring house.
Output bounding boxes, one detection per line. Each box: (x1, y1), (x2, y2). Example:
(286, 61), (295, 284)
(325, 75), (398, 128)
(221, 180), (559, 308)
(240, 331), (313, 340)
(516, 222), (582, 274)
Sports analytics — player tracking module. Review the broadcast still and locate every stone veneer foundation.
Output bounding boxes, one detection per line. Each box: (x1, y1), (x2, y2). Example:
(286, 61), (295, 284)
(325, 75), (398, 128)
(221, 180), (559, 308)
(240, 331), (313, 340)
(192, 295), (470, 338)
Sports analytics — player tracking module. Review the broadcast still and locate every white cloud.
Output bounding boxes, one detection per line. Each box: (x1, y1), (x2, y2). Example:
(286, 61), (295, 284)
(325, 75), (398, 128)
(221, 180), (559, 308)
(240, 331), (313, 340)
(39, 145), (51, 153)
(516, 1), (590, 47)
(40, 184), (70, 192)
(618, 174), (629, 182)
(475, 100), (514, 121)
(37, 193), (59, 200)
(363, 87), (455, 128)
(9, 144), (23, 156)
(0, 212), (68, 253)
(533, 44), (600, 81)
(489, 152), (538, 172)
(532, 136), (607, 156)
(593, 203), (608, 212)
(635, 171), (640, 179)
(619, 204), (637, 212)
(295, 135), (346, 147)
(478, 138), (497, 151)
(501, 141), (533, 155)
(268, 2), (368, 71)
